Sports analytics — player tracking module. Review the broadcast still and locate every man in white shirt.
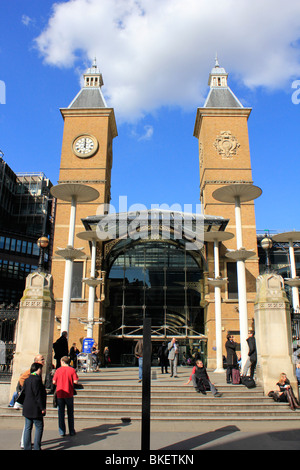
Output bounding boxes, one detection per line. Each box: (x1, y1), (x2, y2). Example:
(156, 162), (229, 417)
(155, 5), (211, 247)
(168, 337), (179, 378)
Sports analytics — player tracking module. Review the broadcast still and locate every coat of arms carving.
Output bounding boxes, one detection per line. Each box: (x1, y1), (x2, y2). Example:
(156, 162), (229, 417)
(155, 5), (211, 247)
(214, 131), (240, 158)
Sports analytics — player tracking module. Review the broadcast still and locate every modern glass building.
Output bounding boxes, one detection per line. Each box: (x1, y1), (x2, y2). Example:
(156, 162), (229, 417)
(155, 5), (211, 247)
(0, 154), (55, 305)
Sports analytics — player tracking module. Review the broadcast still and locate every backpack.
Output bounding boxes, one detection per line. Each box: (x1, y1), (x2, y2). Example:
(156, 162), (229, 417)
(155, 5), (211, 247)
(241, 376), (256, 389)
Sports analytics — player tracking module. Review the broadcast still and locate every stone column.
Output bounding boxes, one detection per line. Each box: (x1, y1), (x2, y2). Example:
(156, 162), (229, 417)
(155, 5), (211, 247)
(254, 273), (297, 397)
(10, 272), (55, 397)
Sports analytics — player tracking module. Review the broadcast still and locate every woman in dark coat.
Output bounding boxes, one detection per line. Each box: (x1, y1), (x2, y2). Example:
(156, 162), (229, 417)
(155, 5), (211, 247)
(158, 342), (168, 374)
(22, 362), (47, 450)
(225, 334), (238, 384)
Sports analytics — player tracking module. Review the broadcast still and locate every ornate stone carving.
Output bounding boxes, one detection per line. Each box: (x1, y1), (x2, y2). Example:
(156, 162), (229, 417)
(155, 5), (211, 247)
(199, 142), (204, 170)
(214, 131), (240, 158)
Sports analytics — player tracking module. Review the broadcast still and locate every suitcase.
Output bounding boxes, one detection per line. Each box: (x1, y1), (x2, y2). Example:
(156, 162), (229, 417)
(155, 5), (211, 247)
(232, 368), (241, 384)
(241, 376), (256, 388)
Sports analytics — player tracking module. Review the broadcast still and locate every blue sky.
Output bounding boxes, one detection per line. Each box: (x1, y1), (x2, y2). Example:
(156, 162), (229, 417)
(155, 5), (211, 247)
(0, 0), (300, 233)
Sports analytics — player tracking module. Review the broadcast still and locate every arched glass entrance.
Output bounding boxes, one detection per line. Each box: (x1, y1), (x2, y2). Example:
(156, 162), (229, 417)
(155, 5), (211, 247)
(103, 240), (207, 364)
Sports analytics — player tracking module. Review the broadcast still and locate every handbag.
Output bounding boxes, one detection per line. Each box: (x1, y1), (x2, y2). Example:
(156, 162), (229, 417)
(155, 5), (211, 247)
(16, 388), (25, 405)
(53, 391), (57, 408)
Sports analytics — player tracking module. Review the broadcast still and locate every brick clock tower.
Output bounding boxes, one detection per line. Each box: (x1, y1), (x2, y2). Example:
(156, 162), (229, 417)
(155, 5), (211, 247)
(51, 59), (117, 343)
(194, 59), (260, 368)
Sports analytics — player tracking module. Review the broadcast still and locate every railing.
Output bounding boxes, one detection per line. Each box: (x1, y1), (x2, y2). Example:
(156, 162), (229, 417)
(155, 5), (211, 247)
(0, 306), (18, 381)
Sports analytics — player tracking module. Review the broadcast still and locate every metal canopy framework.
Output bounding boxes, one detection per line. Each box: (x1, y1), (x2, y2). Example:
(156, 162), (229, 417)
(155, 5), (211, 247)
(81, 209), (227, 342)
(106, 324), (208, 341)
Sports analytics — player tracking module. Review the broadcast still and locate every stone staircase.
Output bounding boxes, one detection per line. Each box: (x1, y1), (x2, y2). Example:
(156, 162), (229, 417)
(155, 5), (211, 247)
(1, 367), (299, 422)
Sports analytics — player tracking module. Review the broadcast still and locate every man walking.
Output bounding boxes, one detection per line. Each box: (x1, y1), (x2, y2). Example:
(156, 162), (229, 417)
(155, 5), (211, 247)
(53, 356), (78, 436)
(53, 331), (68, 368)
(134, 339), (143, 383)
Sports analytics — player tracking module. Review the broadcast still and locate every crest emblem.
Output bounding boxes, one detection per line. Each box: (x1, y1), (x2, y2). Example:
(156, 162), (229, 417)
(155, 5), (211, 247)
(214, 131), (240, 158)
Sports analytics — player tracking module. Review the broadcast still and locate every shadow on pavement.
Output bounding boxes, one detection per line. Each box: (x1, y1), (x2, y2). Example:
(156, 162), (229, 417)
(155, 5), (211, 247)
(42, 422), (132, 450)
(159, 425), (240, 450)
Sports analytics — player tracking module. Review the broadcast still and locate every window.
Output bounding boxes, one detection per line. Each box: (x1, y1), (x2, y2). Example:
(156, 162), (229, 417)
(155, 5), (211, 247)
(71, 262), (83, 299)
(227, 262), (238, 299)
(32, 243), (39, 256)
(106, 241), (204, 335)
(10, 239), (16, 251)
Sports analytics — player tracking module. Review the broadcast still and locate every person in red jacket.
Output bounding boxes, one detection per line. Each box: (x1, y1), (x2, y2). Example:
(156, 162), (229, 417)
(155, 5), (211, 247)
(184, 360), (222, 397)
(53, 356), (78, 436)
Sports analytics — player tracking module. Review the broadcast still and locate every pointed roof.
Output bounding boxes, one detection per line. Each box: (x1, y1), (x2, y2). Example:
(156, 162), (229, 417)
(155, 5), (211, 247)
(204, 57), (243, 109)
(193, 58), (251, 137)
(68, 58), (108, 109)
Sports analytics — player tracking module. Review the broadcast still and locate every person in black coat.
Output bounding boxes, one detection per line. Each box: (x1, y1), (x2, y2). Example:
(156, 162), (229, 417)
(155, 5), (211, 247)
(158, 342), (168, 374)
(242, 330), (257, 379)
(225, 334), (238, 384)
(53, 331), (68, 368)
(22, 362), (46, 450)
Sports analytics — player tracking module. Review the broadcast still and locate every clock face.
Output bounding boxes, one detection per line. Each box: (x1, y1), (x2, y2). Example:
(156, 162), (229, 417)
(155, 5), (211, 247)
(72, 135), (98, 158)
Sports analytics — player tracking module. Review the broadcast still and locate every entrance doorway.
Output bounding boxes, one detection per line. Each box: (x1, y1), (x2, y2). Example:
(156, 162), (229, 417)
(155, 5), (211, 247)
(103, 240), (206, 360)
(103, 337), (208, 367)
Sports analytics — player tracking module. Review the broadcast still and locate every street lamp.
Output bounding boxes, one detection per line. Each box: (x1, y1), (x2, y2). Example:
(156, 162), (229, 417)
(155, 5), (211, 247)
(212, 183), (262, 369)
(37, 236), (49, 272)
(260, 236), (273, 273)
(50, 183), (99, 334)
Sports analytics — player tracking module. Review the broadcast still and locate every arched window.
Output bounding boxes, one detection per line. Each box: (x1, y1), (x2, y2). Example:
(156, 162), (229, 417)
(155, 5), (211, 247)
(105, 241), (205, 338)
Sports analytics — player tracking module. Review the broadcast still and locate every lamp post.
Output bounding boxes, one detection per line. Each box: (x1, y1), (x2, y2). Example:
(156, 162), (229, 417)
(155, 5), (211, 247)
(272, 231), (300, 313)
(212, 184), (262, 368)
(205, 231), (234, 372)
(37, 236), (49, 272)
(77, 230), (103, 338)
(50, 183), (99, 334)
(260, 236), (273, 273)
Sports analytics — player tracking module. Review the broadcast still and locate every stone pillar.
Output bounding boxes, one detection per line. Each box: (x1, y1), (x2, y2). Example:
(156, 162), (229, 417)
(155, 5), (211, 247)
(10, 272), (55, 397)
(254, 273), (297, 397)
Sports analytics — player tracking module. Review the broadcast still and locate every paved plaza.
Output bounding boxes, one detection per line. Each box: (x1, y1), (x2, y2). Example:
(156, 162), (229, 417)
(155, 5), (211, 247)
(1, 416), (300, 452)
(1, 367), (300, 452)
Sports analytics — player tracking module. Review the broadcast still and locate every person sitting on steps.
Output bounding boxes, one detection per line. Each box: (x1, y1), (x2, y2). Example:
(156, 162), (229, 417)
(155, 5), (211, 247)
(268, 372), (300, 411)
(184, 359), (222, 397)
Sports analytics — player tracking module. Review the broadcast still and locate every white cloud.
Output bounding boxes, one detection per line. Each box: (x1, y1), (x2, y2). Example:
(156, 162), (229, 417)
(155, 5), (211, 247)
(35, 0), (300, 122)
(130, 124), (154, 141)
(138, 125), (154, 141)
(22, 14), (34, 26)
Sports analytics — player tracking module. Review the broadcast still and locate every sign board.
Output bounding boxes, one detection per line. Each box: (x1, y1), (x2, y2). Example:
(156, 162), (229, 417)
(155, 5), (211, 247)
(82, 338), (95, 354)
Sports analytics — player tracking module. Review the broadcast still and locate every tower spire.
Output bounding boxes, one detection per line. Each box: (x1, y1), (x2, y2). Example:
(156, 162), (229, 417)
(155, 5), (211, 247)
(208, 56), (228, 88)
(215, 53), (220, 68)
(84, 57), (104, 88)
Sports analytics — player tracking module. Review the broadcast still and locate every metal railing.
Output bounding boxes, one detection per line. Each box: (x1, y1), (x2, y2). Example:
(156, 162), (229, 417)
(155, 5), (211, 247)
(0, 305), (18, 380)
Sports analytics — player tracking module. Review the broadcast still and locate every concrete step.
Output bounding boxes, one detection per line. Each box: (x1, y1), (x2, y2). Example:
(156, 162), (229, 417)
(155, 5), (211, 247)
(1, 368), (299, 422)
(60, 396), (272, 405)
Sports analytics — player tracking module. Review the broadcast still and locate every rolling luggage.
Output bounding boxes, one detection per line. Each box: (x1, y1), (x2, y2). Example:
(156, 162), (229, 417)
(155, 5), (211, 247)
(232, 368), (241, 384)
